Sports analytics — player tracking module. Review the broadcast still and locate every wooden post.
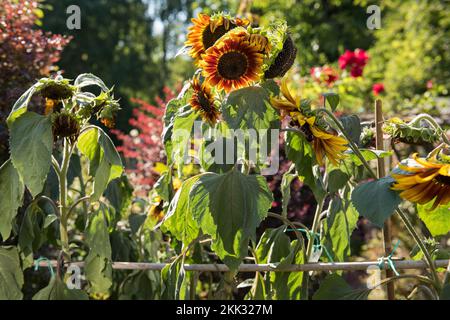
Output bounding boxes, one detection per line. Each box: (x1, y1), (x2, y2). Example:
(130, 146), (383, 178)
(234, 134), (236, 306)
(375, 99), (395, 300)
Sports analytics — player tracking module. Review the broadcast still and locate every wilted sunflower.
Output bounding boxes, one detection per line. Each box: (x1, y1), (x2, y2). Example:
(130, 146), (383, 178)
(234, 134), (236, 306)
(185, 13), (249, 62)
(264, 34), (297, 79)
(392, 153), (450, 210)
(271, 79), (348, 166)
(189, 76), (220, 125)
(201, 31), (264, 93)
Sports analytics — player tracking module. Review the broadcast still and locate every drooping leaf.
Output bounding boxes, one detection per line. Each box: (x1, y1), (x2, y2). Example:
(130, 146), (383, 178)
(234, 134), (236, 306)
(85, 206), (112, 296)
(0, 160), (24, 240)
(7, 85), (38, 125)
(323, 92), (340, 111)
(222, 85), (280, 131)
(118, 270), (160, 300)
(0, 247), (24, 300)
(340, 115), (361, 145)
(10, 112), (53, 196)
(351, 177), (401, 227)
(77, 127), (123, 201)
(418, 203), (450, 237)
(74, 73), (108, 91)
(32, 276), (88, 300)
(313, 274), (370, 300)
(189, 169), (273, 269)
(161, 175), (203, 245)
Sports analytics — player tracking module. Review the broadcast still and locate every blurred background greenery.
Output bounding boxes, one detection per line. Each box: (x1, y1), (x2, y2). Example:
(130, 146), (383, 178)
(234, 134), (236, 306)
(38, 0), (449, 131)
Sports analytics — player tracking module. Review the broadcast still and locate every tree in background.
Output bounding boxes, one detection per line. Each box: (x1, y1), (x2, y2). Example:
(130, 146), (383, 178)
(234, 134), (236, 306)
(0, 0), (70, 163)
(42, 0), (197, 131)
(365, 0), (450, 110)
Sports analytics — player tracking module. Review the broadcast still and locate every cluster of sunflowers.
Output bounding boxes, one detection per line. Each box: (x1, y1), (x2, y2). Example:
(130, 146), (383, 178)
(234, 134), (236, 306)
(183, 13), (295, 124)
(38, 76), (120, 143)
(183, 13), (347, 167)
(181, 13), (450, 211)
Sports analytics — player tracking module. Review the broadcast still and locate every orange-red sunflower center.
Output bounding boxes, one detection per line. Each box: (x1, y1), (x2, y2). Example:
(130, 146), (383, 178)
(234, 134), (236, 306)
(217, 51), (249, 80)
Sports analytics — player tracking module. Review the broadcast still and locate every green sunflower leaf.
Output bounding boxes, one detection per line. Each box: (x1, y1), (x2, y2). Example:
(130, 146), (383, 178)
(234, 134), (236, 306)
(10, 112), (53, 197)
(0, 246), (24, 300)
(313, 274), (370, 300)
(0, 160), (24, 240)
(351, 177), (401, 227)
(418, 203), (450, 237)
(189, 168), (273, 270)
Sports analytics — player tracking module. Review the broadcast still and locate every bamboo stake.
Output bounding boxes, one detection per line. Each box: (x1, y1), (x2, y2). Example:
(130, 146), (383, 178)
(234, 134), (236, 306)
(38, 259), (449, 272)
(375, 99), (395, 300)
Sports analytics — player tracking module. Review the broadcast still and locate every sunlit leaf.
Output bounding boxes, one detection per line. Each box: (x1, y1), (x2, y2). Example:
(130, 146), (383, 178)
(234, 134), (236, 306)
(10, 112), (53, 196)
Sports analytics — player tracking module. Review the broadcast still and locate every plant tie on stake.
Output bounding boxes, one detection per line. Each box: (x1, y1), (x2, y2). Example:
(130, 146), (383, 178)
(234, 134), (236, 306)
(377, 240), (401, 277)
(287, 228), (334, 263)
(34, 257), (55, 278)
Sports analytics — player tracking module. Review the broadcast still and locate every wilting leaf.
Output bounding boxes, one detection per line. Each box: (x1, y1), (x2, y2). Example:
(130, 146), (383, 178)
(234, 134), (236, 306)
(352, 177), (401, 227)
(7, 85), (38, 125)
(104, 175), (133, 218)
(189, 168), (273, 270)
(281, 171), (296, 217)
(77, 127), (123, 201)
(10, 112), (53, 196)
(161, 258), (185, 300)
(418, 203), (450, 237)
(0, 247), (24, 300)
(74, 73), (108, 91)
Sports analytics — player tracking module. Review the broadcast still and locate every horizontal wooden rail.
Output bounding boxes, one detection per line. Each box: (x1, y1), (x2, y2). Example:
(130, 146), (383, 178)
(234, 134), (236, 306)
(37, 259), (450, 272)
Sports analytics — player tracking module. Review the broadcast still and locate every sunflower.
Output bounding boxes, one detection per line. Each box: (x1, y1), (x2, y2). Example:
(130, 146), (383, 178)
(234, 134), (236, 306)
(270, 79), (348, 166)
(44, 98), (56, 115)
(201, 32), (264, 93)
(185, 13), (249, 62)
(189, 76), (220, 124)
(392, 153), (450, 210)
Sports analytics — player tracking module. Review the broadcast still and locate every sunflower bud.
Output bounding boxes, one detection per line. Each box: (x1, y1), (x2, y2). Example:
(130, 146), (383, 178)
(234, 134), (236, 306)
(52, 112), (80, 141)
(383, 118), (438, 145)
(264, 35), (297, 79)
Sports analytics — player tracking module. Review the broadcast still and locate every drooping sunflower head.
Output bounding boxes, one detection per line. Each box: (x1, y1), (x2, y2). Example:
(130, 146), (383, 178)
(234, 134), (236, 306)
(310, 125), (348, 166)
(270, 78), (300, 117)
(189, 76), (220, 125)
(52, 112), (80, 143)
(264, 34), (297, 79)
(383, 117), (438, 145)
(392, 152), (450, 210)
(201, 31), (264, 93)
(38, 78), (75, 101)
(185, 13), (249, 62)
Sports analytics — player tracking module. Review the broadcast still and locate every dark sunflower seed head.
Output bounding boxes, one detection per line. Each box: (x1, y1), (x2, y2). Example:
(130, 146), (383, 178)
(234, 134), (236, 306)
(52, 112), (80, 140)
(264, 34), (297, 79)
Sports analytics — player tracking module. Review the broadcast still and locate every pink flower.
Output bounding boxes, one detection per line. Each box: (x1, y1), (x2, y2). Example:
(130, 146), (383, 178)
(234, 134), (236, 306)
(372, 83), (385, 96)
(427, 80), (433, 90)
(338, 49), (369, 78)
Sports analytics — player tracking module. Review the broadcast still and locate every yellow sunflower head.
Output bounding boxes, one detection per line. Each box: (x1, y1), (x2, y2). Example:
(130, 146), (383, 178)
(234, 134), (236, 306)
(189, 76), (220, 125)
(310, 126), (348, 166)
(201, 31), (264, 93)
(185, 13), (249, 63)
(392, 153), (450, 210)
